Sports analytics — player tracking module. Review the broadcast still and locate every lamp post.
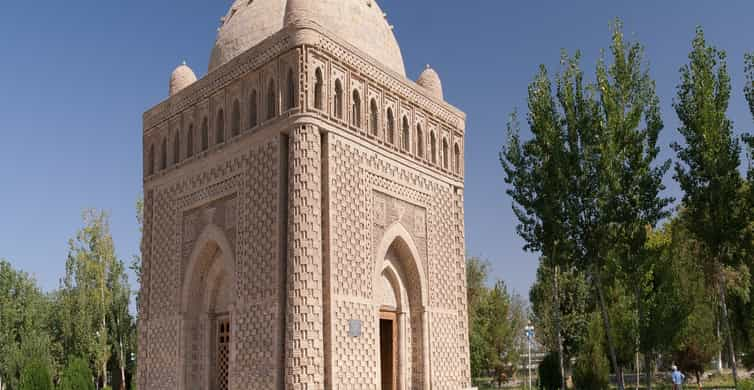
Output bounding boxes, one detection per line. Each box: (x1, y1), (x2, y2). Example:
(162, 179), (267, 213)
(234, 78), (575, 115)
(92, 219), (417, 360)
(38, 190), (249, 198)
(525, 323), (535, 390)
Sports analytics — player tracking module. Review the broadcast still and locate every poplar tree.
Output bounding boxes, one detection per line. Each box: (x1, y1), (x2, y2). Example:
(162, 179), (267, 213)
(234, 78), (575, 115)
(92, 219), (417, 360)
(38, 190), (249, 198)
(501, 56), (586, 389)
(503, 22), (669, 390)
(595, 22), (671, 390)
(672, 27), (746, 388)
(746, 53), (754, 120)
(60, 210), (122, 389)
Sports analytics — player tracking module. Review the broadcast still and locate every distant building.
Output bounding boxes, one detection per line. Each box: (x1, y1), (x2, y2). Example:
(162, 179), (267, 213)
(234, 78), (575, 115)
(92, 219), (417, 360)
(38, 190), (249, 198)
(138, 1), (470, 389)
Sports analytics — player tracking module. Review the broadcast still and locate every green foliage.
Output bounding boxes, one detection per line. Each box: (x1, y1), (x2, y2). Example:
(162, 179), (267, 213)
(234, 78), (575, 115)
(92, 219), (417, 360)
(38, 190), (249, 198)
(672, 27), (744, 270)
(502, 20), (671, 390)
(529, 264), (589, 361)
(486, 281), (526, 384)
(0, 260), (57, 390)
(672, 26), (746, 387)
(573, 316), (610, 390)
(467, 257), (491, 378)
(57, 210), (135, 389)
(467, 258), (527, 382)
(19, 359), (52, 390)
(745, 53), (754, 121)
(739, 379), (754, 390)
(537, 352), (562, 390)
(58, 357), (95, 390)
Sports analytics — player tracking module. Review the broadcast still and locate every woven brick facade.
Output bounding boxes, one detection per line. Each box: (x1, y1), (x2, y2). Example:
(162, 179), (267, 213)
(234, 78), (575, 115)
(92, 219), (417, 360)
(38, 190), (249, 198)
(140, 2), (470, 389)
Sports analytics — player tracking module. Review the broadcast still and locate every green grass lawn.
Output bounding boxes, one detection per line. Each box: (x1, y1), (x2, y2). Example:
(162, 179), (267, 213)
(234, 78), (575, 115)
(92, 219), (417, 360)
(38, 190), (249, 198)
(472, 372), (740, 390)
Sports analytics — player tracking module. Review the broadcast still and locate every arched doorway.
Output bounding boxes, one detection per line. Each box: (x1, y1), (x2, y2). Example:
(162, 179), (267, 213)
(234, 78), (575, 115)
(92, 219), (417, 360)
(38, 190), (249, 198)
(181, 225), (236, 390)
(375, 223), (428, 390)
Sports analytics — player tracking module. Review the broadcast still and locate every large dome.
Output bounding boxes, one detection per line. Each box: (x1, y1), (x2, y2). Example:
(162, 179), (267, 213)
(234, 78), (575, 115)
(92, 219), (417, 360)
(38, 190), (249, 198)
(208, 0), (406, 77)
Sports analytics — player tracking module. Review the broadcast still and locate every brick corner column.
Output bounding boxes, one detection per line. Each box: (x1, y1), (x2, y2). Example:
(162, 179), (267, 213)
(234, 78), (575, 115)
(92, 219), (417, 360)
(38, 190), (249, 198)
(285, 125), (325, 389)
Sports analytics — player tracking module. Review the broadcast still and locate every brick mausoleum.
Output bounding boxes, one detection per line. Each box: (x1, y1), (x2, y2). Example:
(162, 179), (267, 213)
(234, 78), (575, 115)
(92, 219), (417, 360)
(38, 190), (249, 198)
(138, 1), (471, 389)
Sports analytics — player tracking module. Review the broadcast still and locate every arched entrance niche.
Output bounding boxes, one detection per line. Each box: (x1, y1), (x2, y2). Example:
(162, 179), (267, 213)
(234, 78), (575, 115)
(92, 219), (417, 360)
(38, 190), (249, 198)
(181, 224), (236, 390)
(374, 222), (429, 390)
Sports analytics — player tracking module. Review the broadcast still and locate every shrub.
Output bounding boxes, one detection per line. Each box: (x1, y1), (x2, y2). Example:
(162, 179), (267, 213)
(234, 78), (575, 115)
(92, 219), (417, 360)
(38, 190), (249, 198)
(537, 352), (562, 390)
(740, 379), (754, 390)
(572, 316), (610, 390)
(59, 357), (95, 390)
(19, 360), (52, 390)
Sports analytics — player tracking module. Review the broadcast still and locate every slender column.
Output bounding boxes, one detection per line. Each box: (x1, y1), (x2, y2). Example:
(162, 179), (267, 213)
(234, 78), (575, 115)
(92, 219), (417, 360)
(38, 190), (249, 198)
(423, 309), (431, 389)
(285, 125), (325, 389)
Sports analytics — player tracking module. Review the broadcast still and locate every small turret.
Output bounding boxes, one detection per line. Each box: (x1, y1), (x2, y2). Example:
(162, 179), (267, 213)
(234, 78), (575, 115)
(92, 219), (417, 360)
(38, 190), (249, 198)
(417, 64), (443, 100)
(169, 61), (198, 96)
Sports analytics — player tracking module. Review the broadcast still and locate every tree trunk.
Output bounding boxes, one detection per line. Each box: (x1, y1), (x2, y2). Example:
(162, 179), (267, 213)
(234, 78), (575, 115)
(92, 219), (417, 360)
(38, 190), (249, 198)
(636, 282), (643, 390)
(120, 365), (126, 390)
(554, 265), (566, 390)
(716, 316), (724, 373)
(595, 272), (625, 390)
(644, 354), (653, 390)
(634, 352), (641, 390)
(717, 273), (738, 389)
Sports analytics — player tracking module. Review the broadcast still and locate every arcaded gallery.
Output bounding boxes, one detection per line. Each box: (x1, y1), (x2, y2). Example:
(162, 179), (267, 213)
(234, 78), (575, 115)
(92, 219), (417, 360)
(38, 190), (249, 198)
(138, 1), (471, 389)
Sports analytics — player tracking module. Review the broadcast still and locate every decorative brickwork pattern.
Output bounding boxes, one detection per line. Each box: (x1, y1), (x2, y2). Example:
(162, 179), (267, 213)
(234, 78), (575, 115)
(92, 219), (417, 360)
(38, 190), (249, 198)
(149, 190), (180, 319)
(286, 126), (325, 389)
(328, 138), (371, 299)
(427, 184), (459, 310)
(455, 190), (471, 386)
(232, 304), (278, 389)
(146, 316), (181, 390)
(334, 300), (377, 388)
(236, 138), (280, 306)
(430, 312), (463, 390)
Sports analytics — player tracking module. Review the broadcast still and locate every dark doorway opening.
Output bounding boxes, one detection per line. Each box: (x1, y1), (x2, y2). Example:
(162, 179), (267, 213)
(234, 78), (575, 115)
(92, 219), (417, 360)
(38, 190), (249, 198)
(380, 311), (397, 390)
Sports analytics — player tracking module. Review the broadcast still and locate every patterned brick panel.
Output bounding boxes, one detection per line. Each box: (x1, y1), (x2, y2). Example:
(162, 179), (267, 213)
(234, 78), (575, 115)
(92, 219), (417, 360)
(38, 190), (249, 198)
(237, 138), (280, 306)
(286, 125), (325, 389)
(149, 188), (180, 319)
(333, 300), (377, 389)
(427, 184), (458, 310)
(430, 312), (463, 390)
(328, 138), (372, 299)
(455, 189), (471, 386)
(232, 303), (279, 390)
(147, 316), (181, 389)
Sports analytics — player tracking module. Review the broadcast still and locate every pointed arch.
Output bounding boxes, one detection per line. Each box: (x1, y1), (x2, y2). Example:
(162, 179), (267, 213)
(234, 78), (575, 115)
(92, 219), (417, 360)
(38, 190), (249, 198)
(216, 109), (225, 144)
(201, 117), (209, 151)
(266, 78), (276, 120)
(334, 79), (344, 119)
(402, 116), (410, 152)
(374, 222), (428, 307)
(231, 99), (241, 137)
(249, 89), (258, 128)
(147, 144), (155, 175)
(386, 108), (395, 145)
(442, 138), (449, 169)
(180, 224), (237, 390)
(430, 131), (437, 164)
(160, 138), (167, 170)
(187, 124), (194, 157)
(352, 89), (362, 128)
(286, 68), (296, 110)
(173, 130), (181, 165)
(416, 124), (424, 158)
(314, 67), (324, 110)
(181, 224), (237, 314)
(454, 143), (461, 174)
(370, 99), (379, 136)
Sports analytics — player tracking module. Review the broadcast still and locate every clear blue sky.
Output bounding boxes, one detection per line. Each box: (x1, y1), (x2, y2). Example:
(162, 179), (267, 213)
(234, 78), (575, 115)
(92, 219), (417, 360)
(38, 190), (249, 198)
(1, 1), (753, 299)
